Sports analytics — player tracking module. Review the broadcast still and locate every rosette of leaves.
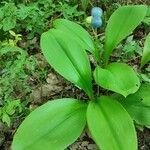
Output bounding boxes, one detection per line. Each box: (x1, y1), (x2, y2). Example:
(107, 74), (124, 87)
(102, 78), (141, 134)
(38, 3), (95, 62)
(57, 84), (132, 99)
(12, 5), (150, 150)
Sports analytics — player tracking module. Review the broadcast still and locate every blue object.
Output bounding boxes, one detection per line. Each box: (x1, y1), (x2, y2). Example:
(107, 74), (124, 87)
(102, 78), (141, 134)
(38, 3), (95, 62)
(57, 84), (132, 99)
(91, 17), (102, 28)
(91, 7), (103, 17)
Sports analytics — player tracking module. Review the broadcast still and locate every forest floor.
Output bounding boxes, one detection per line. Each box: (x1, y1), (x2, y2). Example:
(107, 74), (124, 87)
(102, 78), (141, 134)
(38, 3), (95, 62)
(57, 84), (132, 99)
(0, 0), (150, 149)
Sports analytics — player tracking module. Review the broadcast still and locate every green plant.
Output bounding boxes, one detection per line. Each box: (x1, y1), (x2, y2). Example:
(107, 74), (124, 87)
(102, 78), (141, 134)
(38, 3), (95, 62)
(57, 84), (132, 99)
(81, 0), (89, 10)
(0, 30), (36, 126)
(1, 30), (22, 47)
(122, 35), (141, 56)
(143, 7), (150, 25)
(55, 2), (84, 19)
(141, 33), (150, 68)
(0, 1), (50, 39)
(0, 1), (84, 40)
(0, 2), (17, 31)
(0, 45), (26, 125)
(0, 99), (22, 127)
(12, 5), (150, 150)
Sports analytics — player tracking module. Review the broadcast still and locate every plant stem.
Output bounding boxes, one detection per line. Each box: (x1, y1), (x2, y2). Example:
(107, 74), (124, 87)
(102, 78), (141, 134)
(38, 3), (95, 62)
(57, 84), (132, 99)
(92, 28), (102, 66)
(92, 28), (101, 98)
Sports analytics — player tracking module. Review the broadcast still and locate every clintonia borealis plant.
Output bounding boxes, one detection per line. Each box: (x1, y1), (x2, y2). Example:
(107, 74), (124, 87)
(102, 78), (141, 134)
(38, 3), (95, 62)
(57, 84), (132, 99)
(12, 5), (150, 150)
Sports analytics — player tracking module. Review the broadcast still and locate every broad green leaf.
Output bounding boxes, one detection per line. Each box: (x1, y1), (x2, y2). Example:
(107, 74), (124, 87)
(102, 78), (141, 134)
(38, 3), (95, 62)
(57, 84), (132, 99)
(122, 101), (150, 126)
(104, 5), (147, 64)
(143, 7), (150, 25)
(12, 98), (87, 150)
(87, 96), (137, 150)
(141, 33), (150, 67)
(81, 0), (89, 10)
(41, 28), (93, 99)
(94, 62), (140, 97)
(53, 19), (96, 57)
(113, 84), (150, 126)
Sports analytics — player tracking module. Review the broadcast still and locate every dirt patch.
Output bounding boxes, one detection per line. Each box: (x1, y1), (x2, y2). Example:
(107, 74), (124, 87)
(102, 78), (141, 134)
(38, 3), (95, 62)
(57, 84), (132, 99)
(0, 78), (150, 150)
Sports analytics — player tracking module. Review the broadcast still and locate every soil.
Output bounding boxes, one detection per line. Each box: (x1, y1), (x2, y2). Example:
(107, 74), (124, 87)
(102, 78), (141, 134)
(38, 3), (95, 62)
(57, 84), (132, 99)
(0, 69), (150, 150)
(69, 129), (150, 150)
